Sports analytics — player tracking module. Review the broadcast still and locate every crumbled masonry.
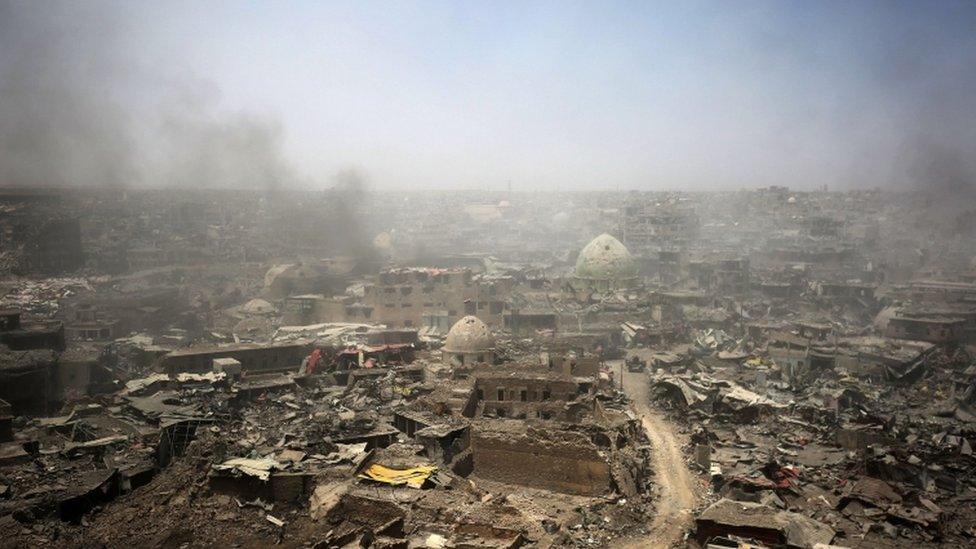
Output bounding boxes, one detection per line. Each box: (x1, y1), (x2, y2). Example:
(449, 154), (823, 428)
(1, 187), (976, 547)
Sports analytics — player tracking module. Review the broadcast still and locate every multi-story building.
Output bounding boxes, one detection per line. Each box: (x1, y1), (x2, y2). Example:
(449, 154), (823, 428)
(362, 268), (512, 329)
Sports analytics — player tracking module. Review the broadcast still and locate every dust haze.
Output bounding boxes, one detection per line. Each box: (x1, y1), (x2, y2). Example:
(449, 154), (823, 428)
(868, 3), (976, 197)
(3, 2), (976, 193)
(0, 1), (296, 190)
(4, 3), (976, 548)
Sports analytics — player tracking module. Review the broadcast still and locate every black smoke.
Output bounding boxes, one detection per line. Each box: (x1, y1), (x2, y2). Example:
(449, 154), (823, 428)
(328, 168), (381, 268)
(155, 80), (295, 190)
(0, 1), (296, 190)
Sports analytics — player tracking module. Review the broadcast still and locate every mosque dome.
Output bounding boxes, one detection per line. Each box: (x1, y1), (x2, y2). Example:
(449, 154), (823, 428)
(574, 233), (637, 281)
(373, 231), (393, 251)
(443, 315), (495, 353)
(240, 298), (276, 316)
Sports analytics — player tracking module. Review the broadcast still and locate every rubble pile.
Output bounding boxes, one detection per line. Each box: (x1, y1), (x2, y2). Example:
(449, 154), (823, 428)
(651, 342), (976, 546)
(0, 329), (657, 547)
(3, 186), (976, 547)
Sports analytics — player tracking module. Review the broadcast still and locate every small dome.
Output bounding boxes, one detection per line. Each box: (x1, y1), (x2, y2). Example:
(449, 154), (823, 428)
(373, 231), (393, 250)
(241, 298), (276, 315)
(575, 233), (637, 281)
(443, 315), (494, 353)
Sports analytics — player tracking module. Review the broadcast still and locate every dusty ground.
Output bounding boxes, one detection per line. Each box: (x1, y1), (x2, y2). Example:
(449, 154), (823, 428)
(615, 353), (699, 548)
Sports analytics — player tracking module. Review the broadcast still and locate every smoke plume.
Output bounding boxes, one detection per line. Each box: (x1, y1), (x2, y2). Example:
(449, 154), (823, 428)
(0, 1), (296, 190)
(155, 81), (295, 190)
(328, 168), (380, 266)
(0, 3), (135, 188)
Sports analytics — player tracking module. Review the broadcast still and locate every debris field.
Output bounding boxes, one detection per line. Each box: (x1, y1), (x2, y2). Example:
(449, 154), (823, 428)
(2, 187), (976, 548)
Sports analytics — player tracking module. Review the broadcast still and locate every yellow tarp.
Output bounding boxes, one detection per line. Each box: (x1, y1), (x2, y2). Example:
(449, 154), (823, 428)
(357, 464), (436, 489)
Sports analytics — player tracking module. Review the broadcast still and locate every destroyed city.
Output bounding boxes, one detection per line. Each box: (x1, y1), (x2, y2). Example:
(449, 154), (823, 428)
(2, 2), (976, 548)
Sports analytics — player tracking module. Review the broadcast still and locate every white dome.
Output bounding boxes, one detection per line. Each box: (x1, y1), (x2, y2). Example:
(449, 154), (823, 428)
(443, 315), (494, 353)
(241, 298), (276, 315)
(575, 234), (637, 281)
(373, 232), (393, 251)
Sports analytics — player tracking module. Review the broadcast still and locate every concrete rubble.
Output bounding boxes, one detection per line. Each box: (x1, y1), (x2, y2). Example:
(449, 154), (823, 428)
(1, 186), (975, 548)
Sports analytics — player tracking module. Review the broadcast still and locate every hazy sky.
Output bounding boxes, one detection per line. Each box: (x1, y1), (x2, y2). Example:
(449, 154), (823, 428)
(1, 0), (975, 191)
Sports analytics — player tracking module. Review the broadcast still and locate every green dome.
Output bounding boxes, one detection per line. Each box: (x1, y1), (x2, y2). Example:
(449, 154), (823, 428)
(575, 234), (637, 280)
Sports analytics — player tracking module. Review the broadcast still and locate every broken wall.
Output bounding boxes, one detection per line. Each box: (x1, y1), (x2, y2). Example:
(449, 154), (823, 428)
(470, 422), (610, 496)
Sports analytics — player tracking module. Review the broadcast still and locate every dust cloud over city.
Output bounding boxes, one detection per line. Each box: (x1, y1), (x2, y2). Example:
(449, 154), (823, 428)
(2, 1), (976, 548)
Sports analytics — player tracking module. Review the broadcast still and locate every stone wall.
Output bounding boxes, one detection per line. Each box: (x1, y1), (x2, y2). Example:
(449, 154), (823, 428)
(470, 423), (609, 496)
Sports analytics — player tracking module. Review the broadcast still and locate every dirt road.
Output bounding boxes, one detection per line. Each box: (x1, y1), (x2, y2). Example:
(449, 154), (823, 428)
(616, 360), (698, 548)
